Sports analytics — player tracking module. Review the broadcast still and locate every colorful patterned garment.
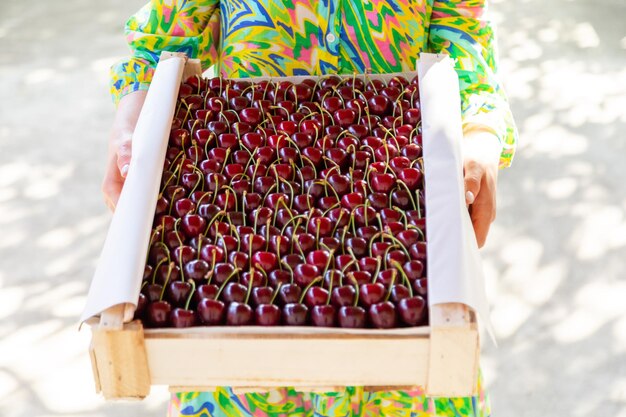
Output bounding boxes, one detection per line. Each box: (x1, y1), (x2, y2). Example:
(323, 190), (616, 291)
(111, 1), (513, 415)
(110, 0), (517, 167)
(168, 372), (491, 417)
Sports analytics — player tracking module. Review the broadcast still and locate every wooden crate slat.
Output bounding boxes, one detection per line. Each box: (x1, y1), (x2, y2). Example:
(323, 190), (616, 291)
(146, 333), (429, 388)
(91, 321), (152, 400)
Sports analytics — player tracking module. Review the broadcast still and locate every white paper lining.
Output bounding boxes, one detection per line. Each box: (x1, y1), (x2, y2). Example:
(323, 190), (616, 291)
(80, 56), (185, 322)
(418, 54), (494, 341)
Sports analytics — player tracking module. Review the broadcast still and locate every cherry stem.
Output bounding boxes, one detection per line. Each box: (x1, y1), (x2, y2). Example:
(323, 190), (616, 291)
(340, 260), (357, 287)
(314, 219), (321, 250)
(278, 177), (295, 206)
(348, 275), (360, 307)
(371, 257), (382, 284)
(204, 210), (226, 235)
(382, 243), (399, 270)
(210, 175), (220, 204)
(248, 234), (254, 273)
(384, 270), (397, 302)
(196, 236), (204, 260)
(173, 218), (184, 247)
(376, 213), (385, 232)
(146, 225), (163, 263)
(416, 190), (423, 219)
(393, 207), (408, 228)
(322, 156), (341, 173)
(340, 226), (349, 255)
(396, 180), (417, 210)
(299, 277), (322, 304)
(167, 188), (184, 216)
(280, 260), (295, 283)
(273, 196), (291, 226)
(177, 250), (186, 282)
(275, 236), (284, 269)
(391, 260), (414, 298)
(280, 214), (307, 237)
(241, 191), (248, 227)
(184, 279), (196, 310)
(188, 165), (205, 194)
(151, 257), (168, 285)
(254, 265), (269, 287)
(193, 192), (212, 213)
(244, 267), (255, 304)
(325, 270), (334, 305)
(159, 262), (175, 301)
(219, 148), (232, 175)
(408, 224), (426, 241)
(209, 245), (218, 282)
(221, 187), (238, 212)
(265, 219), (271, 251)
(383, 232), (412, 259)
(330, 207), (345, 237)
(215, 267), (242, 300)
(270, 282), (284, 305)
(321, 249), (335, 278)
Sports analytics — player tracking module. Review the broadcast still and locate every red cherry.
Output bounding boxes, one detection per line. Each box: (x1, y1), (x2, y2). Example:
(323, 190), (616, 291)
(398, 296), (426, 325)
(369, 301), (397, 328)
(252, 251), (278, 272)
(359, 283), (385, 307)
(304, 287), (329, 308)
(333, 109), (357, 128)
(170, 308), (197, 328)
(255, 304), (282, 325)
(147, 301), (172, 328)
(331, 286), (356, 307)
(283, 303), (308, 325)
(404, 260), (425, 280)
(370, 172), (395, 193)
(338, 306), (366, 328)
(311, 305), (336, 327)
(226, 302), (254, 325)
(279, 283), (302, 305)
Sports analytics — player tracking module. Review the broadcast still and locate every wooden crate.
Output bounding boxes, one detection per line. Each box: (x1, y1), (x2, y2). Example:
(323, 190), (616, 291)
(87, 53), (481, 400)
(89, 303), (478, 400)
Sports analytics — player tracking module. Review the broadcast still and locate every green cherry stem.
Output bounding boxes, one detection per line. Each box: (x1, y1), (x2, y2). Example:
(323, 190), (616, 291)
(151, 257), (168, 285)
(391, 260), (414, 298)
(244, 267), (255, 304)
(215, 267), (242, 300)
(159, 262), (175, 301)
(299, 277), (322, 304)
(384, 269), (397, 302)
(184, 279), (196, 310)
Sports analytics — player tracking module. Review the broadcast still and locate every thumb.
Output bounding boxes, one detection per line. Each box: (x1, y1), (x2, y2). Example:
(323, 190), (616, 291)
(116, 140), (132, 178)
(464, 162), (483, 207)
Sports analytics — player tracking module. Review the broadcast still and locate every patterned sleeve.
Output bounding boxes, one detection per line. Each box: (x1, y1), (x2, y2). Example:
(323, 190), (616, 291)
(428, 0), (517, 168)
(110, 0), (220, 105)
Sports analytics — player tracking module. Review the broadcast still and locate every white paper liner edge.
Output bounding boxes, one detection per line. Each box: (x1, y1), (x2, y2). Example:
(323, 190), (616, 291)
(418, 53), (495, 343)
(80, 57), (185, 322)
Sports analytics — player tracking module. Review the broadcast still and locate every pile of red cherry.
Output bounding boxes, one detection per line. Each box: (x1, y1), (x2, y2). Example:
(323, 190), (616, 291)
(135, 73), (428, 329)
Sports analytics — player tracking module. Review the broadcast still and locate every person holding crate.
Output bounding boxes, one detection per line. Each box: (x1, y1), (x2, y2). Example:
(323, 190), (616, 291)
(103, 0), (517, 416)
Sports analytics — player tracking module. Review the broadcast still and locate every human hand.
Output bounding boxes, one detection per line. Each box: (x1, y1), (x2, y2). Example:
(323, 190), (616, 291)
(462, 127), (502, 248)
(101, 91), (147, 211)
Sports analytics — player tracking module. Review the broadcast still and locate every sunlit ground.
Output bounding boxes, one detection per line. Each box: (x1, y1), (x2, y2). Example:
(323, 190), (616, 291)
(1, 0), (625, 416)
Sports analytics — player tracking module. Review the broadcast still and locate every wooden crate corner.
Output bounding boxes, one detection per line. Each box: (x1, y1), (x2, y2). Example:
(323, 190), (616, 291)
(90, 306), (151, 400)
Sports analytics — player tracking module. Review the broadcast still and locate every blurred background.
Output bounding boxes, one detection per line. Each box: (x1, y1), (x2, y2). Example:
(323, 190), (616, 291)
(1, 0), (625, 416)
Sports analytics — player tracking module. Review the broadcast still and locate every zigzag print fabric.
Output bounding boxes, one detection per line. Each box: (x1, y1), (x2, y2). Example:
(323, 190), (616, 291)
(111, 0), (516, 167)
